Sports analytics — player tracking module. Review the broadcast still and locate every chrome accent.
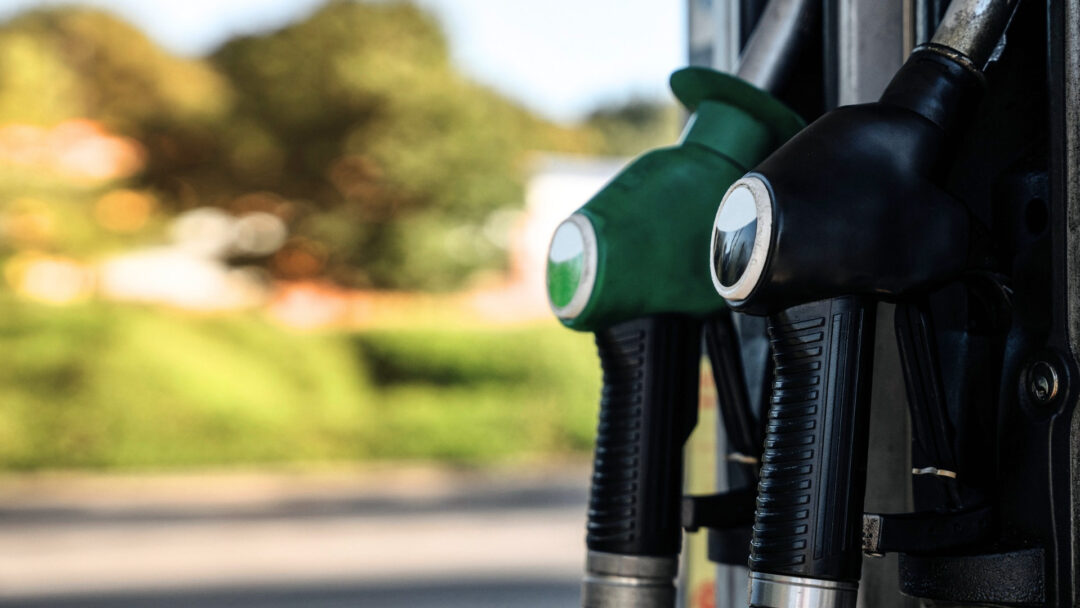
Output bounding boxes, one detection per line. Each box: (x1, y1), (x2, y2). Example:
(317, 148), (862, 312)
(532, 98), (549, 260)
(911, 466), (958, 479)
(582, 551), (677, 608)
(914, 42), (982, 78)
(727, 452), (760, 465)
(862, 514), (885, 557)
(548, 213), (598, 321)
(711, 175), (773, 302)
(1026, 360), (1062, 405)
(748, 572), (859, 608)
(586, 551), (678, 579)
(930, 0), (1019, 71)
(836, 0), (906, 105)
(735, 0), (818, 95)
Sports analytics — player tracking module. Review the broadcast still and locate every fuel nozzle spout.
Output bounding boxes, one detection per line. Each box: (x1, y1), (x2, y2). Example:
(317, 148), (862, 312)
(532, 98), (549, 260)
(706, 1), (1016, 607)
(928, 0), (1020, 71)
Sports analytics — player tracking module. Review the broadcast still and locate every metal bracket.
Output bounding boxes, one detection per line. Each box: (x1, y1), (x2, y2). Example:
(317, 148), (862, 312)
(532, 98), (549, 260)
(911, 466), (957, 479)
(681, 487), (757, 532)
(861, 505), (994, 556)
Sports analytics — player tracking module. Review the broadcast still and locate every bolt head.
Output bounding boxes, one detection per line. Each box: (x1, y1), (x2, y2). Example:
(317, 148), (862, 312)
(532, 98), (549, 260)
(1027, 360), (1061, 406)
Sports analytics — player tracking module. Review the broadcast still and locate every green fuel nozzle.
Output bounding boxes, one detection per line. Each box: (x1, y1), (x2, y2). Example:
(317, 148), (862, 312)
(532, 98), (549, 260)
(548, 31), (808, 608)
(546, 68), (804, 333)
(549, 5), (817, 606)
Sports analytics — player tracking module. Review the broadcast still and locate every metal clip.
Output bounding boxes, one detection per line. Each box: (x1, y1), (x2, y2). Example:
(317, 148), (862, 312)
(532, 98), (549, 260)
(862, 513), (885, 557)
(860, 506), (992, 556)
(727, 452), (759, 465)
(911, 466), (957, 479)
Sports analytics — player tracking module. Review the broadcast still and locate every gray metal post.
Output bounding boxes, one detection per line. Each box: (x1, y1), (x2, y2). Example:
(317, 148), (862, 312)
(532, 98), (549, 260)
(833, 3), (917, 607)
(688, 0), (741, 72)
(1063, 3), (1080, 603)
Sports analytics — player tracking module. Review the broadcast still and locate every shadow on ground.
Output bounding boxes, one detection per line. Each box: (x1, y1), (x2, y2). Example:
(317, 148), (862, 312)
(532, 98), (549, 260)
(0, 481), (587, 526)
(0, 577), (580, 608)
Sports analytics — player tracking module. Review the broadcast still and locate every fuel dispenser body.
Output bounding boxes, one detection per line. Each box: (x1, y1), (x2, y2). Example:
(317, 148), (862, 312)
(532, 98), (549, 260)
(545, 0), (1080, 606)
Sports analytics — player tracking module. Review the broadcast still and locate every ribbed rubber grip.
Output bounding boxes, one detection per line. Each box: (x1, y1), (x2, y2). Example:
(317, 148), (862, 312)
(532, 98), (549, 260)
(750, 297), (875, 581)
(586, 315), (701, 557)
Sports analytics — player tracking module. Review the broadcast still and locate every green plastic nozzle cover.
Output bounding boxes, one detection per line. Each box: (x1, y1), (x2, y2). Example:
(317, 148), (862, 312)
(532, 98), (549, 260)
(546, 67), (804, 332)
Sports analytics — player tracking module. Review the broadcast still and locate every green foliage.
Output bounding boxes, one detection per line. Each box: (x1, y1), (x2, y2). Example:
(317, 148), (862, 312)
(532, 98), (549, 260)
(208, 1), (553, 289)
(0, 165), (164, 259)
(0, 3), (622, 472)
(584, 98), (683, 156)
(0, 8), (232, 131)
(0, 30), (81, 125)
(352, 325), (600, 459)
(311, 211), (507, 290)
(0, 300), (368, 468)
(0, 8), (234, 259)
(214, 2), (448, 138)
(0, 299), (600, 470)
(0, 2), (601, 290)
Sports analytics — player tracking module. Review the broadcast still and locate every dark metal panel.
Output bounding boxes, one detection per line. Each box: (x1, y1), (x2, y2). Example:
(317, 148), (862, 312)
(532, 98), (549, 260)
(860, 305), (916, 608)
(1052, 0), (1080, 603)
(1068, 3), (1080, 601)
(898, 549), (1046, 604)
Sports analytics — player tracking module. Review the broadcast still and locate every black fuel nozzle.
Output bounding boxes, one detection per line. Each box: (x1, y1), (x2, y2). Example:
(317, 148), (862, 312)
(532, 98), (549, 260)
(707, 1), (1015, 606)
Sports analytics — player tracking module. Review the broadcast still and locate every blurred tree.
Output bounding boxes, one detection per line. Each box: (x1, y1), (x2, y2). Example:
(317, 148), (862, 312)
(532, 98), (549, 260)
(212, 1), (591, 289)
(583, 98), (682, 157)
(0, 8), (236, 260)
(0, 31), (81, 125)
(0, 2), (596, 291)
(0, 8), (232, 131)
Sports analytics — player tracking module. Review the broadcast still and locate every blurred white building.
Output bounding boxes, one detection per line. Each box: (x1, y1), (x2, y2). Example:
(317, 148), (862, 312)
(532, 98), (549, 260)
(99, 208), (286, 311)
(469, 153), (628, 322)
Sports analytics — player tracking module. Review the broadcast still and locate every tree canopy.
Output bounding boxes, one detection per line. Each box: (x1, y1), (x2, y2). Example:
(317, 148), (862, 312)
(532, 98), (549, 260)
(584, 98), (682, 157)
(211, 1), (568, 288)
(0, 1), (670, 291)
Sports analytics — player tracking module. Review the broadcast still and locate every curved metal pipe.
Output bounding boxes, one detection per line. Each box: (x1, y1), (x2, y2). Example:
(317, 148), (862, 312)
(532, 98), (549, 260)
(930, 0), (1020, 70)
(735, 0), (819, 95)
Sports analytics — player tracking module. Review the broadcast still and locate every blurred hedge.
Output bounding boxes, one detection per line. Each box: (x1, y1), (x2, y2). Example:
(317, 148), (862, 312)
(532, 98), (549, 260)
(0, 300), (600, 470)
(353, 326), (600, 459)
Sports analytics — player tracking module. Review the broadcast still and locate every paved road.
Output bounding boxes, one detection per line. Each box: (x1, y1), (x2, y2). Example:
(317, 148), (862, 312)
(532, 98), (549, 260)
(2, 579), (581, 608)
(0, 466), (588, 607)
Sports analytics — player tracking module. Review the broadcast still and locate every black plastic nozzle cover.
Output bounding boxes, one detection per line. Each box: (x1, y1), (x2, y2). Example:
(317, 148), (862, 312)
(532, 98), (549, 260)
(731, 51), (979, 316)
(742, 51), (981, 582)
